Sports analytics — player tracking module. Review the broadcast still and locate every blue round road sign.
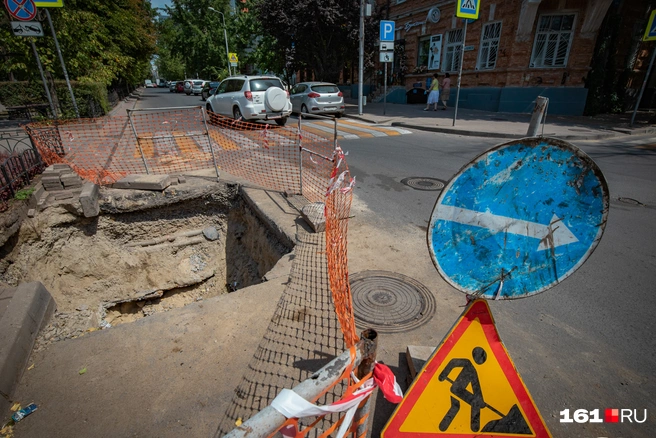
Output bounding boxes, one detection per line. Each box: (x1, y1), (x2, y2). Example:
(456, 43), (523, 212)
(4, 0), (37, 21)
(428, 138), (609, 299)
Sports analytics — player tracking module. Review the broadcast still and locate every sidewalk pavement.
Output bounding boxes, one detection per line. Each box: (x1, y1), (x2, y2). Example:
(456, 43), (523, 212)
(343, 98), (656, 140)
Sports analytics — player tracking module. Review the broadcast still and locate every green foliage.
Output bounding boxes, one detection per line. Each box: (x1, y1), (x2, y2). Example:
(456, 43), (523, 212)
(0, 0), (156, 86)
(14, 187), (36, 200)
(0, 81), (110, 118)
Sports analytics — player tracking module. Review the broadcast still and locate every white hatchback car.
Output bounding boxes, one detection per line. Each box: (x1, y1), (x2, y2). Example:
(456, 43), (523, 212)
(206, 75), (292, 126)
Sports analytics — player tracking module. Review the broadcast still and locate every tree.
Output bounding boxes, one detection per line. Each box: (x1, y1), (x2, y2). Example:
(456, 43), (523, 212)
(255, 0), (380, 83)
(0, 0), (156, 85)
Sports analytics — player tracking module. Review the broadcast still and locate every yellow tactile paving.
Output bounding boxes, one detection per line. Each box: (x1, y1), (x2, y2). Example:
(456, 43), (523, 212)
(134, 132), (154, 158)
(173, 131), (203, 154)
(209, 129), (240, 150)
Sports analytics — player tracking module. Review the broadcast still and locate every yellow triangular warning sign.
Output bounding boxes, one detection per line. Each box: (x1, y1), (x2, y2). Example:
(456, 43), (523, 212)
(382, 299), (552, 437)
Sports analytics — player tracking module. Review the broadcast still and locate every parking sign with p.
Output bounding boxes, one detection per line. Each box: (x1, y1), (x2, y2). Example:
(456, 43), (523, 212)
(380, 20), (395, 42)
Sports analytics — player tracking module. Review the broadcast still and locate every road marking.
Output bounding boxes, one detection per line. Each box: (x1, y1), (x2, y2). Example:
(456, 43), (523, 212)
(300, 119), (412, 140)
(435, 205), (579, 251)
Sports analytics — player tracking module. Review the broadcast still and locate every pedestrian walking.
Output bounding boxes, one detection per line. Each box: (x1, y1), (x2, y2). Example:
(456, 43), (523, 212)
(440, 73), (451, 110)
(424, 73), (440, 111)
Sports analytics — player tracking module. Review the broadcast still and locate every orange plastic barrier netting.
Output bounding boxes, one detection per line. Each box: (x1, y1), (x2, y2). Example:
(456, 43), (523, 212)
(24, 108), (359, 346)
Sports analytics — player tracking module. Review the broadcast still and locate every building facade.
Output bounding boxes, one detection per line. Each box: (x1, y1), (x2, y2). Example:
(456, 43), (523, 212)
(380, 0), (653, 115)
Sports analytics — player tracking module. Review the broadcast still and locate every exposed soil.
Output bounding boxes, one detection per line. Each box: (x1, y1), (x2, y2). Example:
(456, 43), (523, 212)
(0, 184), (289, 351)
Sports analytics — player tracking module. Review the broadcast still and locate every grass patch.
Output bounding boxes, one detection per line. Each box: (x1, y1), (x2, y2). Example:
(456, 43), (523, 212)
(14, 187), (36, 200)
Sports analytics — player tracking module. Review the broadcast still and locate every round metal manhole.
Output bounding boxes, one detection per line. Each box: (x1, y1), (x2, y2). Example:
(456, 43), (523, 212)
(401, 177), (446, 191)
(349, 270), (436, 333)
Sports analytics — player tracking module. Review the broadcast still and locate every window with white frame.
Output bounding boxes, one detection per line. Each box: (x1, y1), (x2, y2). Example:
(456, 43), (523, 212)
(477, 21), (502, 70)
(530, 14), (575, 68)
(443, 28), (464, 72)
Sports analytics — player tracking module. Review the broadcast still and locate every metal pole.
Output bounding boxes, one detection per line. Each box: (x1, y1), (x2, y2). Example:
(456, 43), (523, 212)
(453, 20), (467, 127)
(297, 116), (303, 195)
(30, 39), (57, 119)
(209, 8), (231, 76)
(126, 109), (151, 174)
(45, 9), (79, 118)
(384, 62), (387, 115)
(200, 107), (220, 181)
(223, 26), (232, 76)
(358, 0), (364, 115)
(630, 47), (656, 127)
(224, 332), (376, 438)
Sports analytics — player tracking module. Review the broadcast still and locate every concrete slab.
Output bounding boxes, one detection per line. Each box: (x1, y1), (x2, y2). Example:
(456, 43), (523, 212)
(405, 345), (437, 379)
(300, 202), (326, 233)
(7, 279), (286, 437)
(79, 182), (100, 218)
(112, 175), (172, 191)
(0, 282), (55, 406)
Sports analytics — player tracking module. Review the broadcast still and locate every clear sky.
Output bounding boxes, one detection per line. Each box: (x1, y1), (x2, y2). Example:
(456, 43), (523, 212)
(150, 0), (172, 10)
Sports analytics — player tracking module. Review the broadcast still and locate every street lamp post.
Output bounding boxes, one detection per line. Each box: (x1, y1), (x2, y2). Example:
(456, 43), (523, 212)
(208, 7), (232, 76)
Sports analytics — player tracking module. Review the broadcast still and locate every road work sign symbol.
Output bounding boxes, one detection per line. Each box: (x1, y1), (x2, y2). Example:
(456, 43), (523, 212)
(456, 0), (479, 20)
(644, 9), (656, 41)
(427, 138), (608, 299)
(382, 299), (552, 437)
(4, 0), (37, 21)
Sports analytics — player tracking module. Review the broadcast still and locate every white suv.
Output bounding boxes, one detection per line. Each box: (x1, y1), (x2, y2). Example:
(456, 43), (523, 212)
(206, 75), (292, 126)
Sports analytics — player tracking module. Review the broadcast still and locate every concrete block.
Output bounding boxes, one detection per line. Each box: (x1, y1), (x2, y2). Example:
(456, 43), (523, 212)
(27, 208), (35, 218)
(50, 164), (71, 171)
(301, 202), (326, 233)
(0, 282), (55, 402)
(80, 182), (100, 218)
(41, 175), (62, 184)
(29, 183), (45, 209)
(406, 345), (437, 379)
(112, 175), (171, 191)
(178, 176), (186, 184)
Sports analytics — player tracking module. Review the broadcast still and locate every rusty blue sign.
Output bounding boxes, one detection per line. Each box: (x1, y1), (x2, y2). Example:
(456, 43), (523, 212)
(428, 138), (609, 299)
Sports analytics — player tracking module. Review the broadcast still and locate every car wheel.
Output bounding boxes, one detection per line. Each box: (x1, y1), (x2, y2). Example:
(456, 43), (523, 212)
(301, 104), (309, 118)
(233, 106), (243, 120)
(335, 112), (343, 118)
(275, 117), (288, 127)
(206, 103), (214, 113)
(265, 87), (287, 112)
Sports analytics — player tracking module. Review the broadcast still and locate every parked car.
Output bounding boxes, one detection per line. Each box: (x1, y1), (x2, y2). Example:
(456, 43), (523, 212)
(201, 81), (220, 101)
(175, 81), (185, 93)
(169, 81), (178, 92)
(191, 80), (206, 96)
(290, 82), (345, 117)
(206, 75), (292, 126)
(144, 79), (154, 88)
(184, 79), (194, 95)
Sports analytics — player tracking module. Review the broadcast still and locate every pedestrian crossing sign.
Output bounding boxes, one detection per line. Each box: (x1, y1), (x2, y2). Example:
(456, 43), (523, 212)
(644, 10), (656, 41)
(456, 0), (479, 20)
(381, 300), (552, 437)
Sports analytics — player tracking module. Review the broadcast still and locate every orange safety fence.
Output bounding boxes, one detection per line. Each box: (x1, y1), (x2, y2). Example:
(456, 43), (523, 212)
(24, 106), (360, 347)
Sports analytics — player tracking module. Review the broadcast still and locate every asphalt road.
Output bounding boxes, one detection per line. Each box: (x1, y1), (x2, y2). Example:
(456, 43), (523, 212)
(135, 87), (656, 436)
(342, 130), (656, 437)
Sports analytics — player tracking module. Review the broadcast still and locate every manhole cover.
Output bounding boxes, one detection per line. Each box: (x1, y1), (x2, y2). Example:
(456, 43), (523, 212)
(401, 177), (445, 191)
(349, 270), (436, 332)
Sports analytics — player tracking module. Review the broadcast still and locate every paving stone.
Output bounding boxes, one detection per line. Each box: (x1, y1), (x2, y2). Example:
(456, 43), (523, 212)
(29, 183), (44, 209)
(0, 282), (55, 404)
(79, 182), (100, 218)
(301, 202), (326, 233)
(112, 175), (172, 191)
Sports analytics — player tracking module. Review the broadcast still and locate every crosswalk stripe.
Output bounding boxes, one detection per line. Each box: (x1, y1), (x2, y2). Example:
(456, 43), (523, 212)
(313, 119), (411, 136)
(301, 122), (360, 139)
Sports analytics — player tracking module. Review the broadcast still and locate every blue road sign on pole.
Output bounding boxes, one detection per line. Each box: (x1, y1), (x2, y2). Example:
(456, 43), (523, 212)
(643, 9), (656, 41)
(380, 20), (395, 42)
(456, 0), (479, 20)
(428, 138), (609, 299)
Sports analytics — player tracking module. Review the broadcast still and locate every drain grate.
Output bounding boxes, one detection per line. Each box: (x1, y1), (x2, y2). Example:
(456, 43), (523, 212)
(349, 270), (436, 333)
(401, 177), (445, 191)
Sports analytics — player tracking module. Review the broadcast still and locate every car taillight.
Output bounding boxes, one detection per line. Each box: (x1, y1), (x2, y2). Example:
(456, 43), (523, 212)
(338, 91), (343, 97)
(286, 90), (290, 97)
(244, 91), (252, 100)
(307, 92), (320, 98)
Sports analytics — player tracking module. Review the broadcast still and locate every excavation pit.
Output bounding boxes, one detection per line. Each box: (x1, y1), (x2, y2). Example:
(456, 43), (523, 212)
(0, 182), (291, 347)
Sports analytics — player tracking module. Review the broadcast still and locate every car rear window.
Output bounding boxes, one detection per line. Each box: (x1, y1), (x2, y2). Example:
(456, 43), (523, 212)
(193, 81), (204, 86)
(250, 78), (283, 92)
(311, 85), (339, 93)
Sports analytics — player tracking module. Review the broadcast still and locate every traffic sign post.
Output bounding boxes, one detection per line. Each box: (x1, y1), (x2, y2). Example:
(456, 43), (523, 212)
(4, 0), (37, 21)
(631, 9), (656, 126)
(427, 138), (609, 299)
(456, 0), (480, 20)
(229, 52), (238, 67)
(380, 20), (395, 42)
(11, 21), (43, 36)
(382, 299), (552, 437)
(379, 20), (395, 116)
(34, 0), (62, 6)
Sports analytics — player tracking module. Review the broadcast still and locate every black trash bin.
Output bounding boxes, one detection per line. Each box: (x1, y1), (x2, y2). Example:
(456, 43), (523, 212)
(406, 88), (427, 104)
